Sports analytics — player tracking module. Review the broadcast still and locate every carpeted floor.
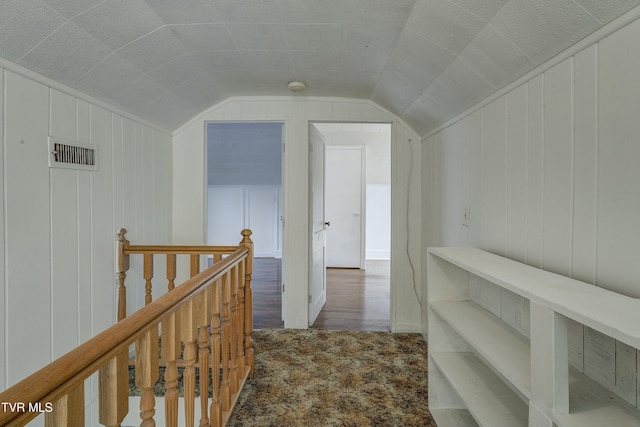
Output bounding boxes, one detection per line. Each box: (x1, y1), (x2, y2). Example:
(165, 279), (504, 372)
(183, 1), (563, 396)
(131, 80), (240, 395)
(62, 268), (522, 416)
(130, 328), (436, 426)
(227, 329), (435, 427)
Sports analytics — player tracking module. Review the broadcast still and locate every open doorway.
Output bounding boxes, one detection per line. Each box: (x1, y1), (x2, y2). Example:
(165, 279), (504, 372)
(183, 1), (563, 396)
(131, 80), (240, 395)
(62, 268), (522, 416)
(310, 122), (392, 331)
(206, 122), (284, 328)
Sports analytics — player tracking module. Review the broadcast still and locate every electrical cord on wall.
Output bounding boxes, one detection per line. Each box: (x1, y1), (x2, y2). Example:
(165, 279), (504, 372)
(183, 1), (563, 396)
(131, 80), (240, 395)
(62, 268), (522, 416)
(405, 138), (421, 305)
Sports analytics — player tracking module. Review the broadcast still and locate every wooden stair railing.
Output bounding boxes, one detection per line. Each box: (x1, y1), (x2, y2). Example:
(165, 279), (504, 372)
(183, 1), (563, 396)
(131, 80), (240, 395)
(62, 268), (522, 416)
(0, 229), (253, 427)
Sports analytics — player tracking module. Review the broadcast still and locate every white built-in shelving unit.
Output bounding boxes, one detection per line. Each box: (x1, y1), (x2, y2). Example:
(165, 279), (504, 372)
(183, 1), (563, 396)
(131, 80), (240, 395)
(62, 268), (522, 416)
(427, 247), (640, 427)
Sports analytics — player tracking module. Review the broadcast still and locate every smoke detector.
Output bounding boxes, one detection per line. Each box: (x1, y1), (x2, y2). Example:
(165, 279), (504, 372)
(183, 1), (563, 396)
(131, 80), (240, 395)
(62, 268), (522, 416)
(287, 81), (307, 92)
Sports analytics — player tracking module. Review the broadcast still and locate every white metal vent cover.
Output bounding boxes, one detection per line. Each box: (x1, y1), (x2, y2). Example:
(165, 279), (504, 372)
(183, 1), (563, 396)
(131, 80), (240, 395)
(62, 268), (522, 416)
(48, 137), (98, 171)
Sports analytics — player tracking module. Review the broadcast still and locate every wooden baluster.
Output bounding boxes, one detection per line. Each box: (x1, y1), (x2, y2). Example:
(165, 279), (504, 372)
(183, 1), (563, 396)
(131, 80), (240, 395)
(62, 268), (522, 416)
(229, 265), (239, 394)
(209, 278), (223, 427)
(220, 271), (232, 412)
(239, 229), (254, 377)
(236, 259), (246, 378)
(162, 311), (180, 427)
(98, 350), (128, 427)
(136, 327), (159, 427)
(45, 382), (84, 427)
(197, 289), (211, 427)
(167, 253), (176, 291)
(144, 253), (154, 305)
(116, 228), (130, 321)
(182, 255), (200, 427)
(190, 253), (200, 277)
(163, 253), (180, 426)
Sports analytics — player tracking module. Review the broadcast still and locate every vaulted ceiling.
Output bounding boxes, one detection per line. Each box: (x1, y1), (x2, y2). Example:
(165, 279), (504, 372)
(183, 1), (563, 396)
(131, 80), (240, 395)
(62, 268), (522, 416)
(1, 0), (638, 135)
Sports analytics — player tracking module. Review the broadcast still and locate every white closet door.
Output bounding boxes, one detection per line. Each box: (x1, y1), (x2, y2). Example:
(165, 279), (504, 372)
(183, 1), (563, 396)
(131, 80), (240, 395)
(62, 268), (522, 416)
(207, 186), (244, 245)
(247, 186), (278, 258)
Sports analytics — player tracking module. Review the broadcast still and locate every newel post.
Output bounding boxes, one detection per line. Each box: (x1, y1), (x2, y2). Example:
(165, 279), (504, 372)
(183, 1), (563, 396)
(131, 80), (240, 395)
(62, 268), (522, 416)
(116, 228), (130, 321)
(239, 229), (254, 377)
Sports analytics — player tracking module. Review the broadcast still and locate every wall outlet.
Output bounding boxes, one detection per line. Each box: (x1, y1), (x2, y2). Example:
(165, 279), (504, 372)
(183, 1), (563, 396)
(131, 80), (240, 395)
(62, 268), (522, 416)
(463, 205), (471, 227)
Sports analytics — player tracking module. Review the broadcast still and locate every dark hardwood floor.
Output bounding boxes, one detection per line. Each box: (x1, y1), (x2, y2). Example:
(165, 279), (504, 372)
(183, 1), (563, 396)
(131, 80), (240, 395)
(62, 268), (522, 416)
(252, 258), (283, 329)
(251, 258), (390, 331)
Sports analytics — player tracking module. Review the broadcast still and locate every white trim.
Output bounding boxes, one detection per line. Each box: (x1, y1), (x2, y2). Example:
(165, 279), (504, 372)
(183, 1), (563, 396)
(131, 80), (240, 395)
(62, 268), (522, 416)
(422, 4), (640, 140)
(392, 322), (422, 333)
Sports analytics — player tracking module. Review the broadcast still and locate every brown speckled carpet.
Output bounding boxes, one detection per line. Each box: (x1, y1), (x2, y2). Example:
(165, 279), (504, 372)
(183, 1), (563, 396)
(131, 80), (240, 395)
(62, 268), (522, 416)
(227, 328), (435, 427)
(130, 328), (435, 426)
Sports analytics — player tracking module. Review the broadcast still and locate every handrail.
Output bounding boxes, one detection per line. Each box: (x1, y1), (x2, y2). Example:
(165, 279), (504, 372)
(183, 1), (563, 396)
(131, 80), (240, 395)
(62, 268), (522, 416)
(124, 245), (242, 255)
(0, 247), (249, 426)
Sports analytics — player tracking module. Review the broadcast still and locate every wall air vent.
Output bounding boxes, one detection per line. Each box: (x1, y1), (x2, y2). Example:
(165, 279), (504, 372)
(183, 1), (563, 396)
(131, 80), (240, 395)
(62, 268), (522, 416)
(48, 137), (98, 171)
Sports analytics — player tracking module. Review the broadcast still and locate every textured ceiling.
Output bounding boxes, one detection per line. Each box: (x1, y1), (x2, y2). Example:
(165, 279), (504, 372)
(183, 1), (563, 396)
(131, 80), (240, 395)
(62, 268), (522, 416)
(1, 0), (638, 135)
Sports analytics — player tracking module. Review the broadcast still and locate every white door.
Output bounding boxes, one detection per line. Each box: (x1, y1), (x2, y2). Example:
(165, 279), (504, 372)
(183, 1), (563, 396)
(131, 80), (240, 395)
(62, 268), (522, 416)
(308, 125), (327, 325)
(325, 146), (365, 268)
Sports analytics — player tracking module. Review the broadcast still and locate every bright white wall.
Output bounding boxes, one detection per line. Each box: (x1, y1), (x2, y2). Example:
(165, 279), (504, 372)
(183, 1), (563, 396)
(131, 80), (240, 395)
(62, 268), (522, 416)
(0, 61), (172, 419)
(423, 10), (640, 409)
(173, 97), (421, 331)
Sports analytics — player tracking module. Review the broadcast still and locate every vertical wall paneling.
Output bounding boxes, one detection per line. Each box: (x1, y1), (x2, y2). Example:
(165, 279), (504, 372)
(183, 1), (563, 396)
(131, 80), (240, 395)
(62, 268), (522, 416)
(90, 105), (115, 334)
(420, 134), (431, 334)
(505, 84), (528, 263)
(50, 89), (80, 358)
(597, 17), (640, 298)
(172, 121), (204, 245)
(76, 99), (95, 421)
(542, 58), (574, 276)
(4, 71), (51, 385)
(142, 127), (154, 242)
(439, 125), (465, 246)
(465, 110), (483, 247)
(76, 99), (92, 344)
(121, 118), (136, 237)
(134, 124), (145, 244)
(526, 75), (544, 268)
(572, 45), (598, 285)
(481, 96), (507, 255)
(0, 68), (5, 390)
(615, 340), (637, 405)
(112, 116), (124, 236)
(428, 133), (442, 246)
(154, 130), (172, 242)
(423, 15), (640, 411)
(0, 64), (172, 414)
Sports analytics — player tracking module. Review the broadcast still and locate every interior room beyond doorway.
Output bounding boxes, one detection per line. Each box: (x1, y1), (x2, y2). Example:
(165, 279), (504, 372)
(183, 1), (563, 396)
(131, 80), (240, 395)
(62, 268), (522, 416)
(313, 122), (392, 331)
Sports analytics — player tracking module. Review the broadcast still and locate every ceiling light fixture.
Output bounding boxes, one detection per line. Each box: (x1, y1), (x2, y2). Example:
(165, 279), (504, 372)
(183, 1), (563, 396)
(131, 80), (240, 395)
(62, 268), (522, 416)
(287, 81), (307, 92)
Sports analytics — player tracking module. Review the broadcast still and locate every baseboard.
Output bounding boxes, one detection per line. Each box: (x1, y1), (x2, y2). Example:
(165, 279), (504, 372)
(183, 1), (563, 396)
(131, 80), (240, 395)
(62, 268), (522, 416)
(391, 322), (422, 333)
(366, 250), (390, 260)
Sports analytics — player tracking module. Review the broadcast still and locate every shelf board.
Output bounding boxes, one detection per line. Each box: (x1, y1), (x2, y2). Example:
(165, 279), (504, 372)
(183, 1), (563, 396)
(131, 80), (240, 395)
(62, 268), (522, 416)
(431, 352), (528, 427)
(550, 368), (640, 427)
(430, 300), (531, 401)
(431, 409), (479, 427)
(428, 247), (640, 349)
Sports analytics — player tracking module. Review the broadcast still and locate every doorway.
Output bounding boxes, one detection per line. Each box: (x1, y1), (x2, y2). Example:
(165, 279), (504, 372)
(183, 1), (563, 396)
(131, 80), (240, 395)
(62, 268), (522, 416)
(309, 122), (392, 331)
(206, 122), (284, 328)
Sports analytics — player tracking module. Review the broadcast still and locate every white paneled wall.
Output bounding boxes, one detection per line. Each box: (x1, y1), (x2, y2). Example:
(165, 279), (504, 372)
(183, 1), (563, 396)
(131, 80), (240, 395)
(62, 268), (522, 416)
(423, 13), (640, 412)
(173, 97), (422, 332)
(0, 62), (172, 415)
